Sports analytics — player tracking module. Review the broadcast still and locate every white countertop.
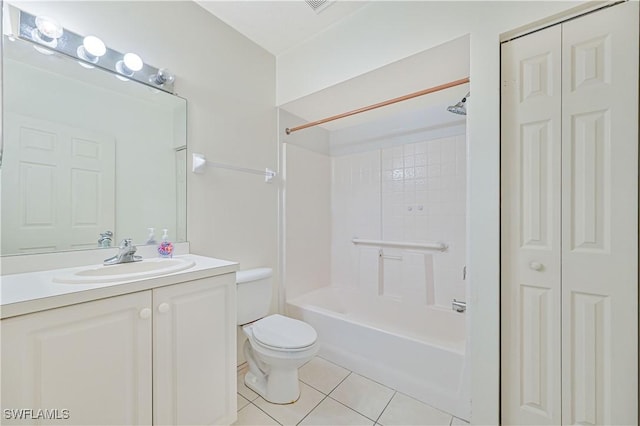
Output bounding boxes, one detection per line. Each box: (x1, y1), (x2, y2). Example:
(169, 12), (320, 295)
(0, 254), (238, 319)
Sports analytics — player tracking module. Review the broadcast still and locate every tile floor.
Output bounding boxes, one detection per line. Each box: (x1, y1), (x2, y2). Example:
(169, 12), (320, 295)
(234, 357), (468, 426)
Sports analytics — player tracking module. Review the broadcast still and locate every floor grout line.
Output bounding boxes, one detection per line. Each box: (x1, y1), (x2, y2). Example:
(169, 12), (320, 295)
(295, 394), (329, 426)
(298, 378), (330, 396)
(237, 393), (251, 411)
(327, 371), (352, 395)
(238, 356), (460, 426)
(296, 369), (353, 425)
(299, 370), (351, 396)
(248, 399), (284, 426)
(374, 390), (396, 425)
(326, 394), (382, 424)
(344, 370), (396, 391)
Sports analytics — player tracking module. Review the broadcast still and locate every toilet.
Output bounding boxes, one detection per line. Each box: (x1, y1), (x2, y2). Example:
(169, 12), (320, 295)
(237, 268), (319, 404)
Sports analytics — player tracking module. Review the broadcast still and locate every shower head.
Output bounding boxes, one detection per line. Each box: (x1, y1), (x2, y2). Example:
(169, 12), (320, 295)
(447, 92), (470, 115)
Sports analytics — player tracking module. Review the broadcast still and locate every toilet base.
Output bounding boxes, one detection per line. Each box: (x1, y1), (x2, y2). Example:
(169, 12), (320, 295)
(244, 370), (301, 405)
(243, 339), (305, 404)
(244, 370), (267, 400)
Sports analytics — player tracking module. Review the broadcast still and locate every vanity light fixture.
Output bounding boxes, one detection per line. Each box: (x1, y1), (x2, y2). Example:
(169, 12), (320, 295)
(32, 16), (63, 47)
(13, 7), (175, 93)
(77, 35), (106, 63)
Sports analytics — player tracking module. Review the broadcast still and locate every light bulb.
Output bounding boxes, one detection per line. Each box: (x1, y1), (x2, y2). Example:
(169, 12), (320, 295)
(32, 16), (63, 48)
(123, 53), (143, 72)
(77, 35), (106, 64)
(116, 53), (143, 77)
(83, 36), (106, 57)
(35, 16), (63, 40)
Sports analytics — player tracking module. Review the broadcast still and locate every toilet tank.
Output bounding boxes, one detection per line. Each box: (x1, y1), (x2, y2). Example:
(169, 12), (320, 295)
(236, 268), (273, 325)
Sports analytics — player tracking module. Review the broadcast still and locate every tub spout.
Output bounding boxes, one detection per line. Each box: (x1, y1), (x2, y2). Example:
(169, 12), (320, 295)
(452, 299), (466, 313)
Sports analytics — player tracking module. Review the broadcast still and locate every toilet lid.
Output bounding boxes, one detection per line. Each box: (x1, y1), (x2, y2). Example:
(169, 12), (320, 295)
(252, 314), (317, 350)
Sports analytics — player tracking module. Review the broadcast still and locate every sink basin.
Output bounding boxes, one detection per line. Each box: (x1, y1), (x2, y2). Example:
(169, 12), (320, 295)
(53, 258), (196, 284)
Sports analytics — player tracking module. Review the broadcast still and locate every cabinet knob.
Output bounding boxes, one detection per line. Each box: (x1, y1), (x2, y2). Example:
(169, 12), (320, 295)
(139, 308), (152, 319)
(158, 303), (170, 313)
(529, 261), (544, 271)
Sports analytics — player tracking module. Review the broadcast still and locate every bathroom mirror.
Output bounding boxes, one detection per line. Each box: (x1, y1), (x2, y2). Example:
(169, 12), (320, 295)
(1, 35), (187, 255)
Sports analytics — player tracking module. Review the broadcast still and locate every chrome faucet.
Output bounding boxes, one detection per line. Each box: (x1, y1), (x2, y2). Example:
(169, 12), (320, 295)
(98, 231), (113, 248)
(452, 299), (467, 313)
(104, 238), (142, 265)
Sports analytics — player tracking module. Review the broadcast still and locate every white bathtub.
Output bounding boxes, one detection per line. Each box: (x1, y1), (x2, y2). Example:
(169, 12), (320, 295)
(287, 286), (470, 420)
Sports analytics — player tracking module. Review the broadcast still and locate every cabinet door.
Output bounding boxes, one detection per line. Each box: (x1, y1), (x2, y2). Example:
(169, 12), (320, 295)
(501, 24), (562, 425)
(153, 274), (237, 425)
(1, 292), (152, 425)
(561, 3), (638, 424)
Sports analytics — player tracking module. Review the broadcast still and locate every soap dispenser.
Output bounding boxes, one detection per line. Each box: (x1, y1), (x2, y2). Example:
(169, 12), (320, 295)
(145, 228), (157, 245)
(157, 229), (173, 258)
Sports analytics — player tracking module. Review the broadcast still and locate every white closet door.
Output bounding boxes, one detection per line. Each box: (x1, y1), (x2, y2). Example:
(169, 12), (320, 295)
(561, 3), (638, 425)
(501, 25), (562, 425)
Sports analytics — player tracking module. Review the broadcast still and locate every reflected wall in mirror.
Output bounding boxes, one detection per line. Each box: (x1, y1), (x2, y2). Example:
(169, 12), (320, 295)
(1, 35), (187, 255)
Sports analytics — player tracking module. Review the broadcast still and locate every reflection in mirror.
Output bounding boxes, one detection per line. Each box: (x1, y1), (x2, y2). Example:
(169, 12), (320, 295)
(1, 35), (187, 256)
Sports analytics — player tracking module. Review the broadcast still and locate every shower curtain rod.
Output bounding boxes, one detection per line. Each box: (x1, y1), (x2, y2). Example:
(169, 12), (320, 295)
(285, 77), (469, 135)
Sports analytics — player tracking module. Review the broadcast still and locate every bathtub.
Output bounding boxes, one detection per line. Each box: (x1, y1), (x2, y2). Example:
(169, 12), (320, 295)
(287, 286), (470, 420)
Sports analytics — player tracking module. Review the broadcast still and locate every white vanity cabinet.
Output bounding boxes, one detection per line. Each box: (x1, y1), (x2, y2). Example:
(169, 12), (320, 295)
(1, 272), (236, 426)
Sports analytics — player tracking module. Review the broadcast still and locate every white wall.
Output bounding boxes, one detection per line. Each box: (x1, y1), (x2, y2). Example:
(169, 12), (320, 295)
(277, 1), (590, 423)
(283, 143), (332, 300)
(280, 110), (332, 301)
(8, 0), (277, 271)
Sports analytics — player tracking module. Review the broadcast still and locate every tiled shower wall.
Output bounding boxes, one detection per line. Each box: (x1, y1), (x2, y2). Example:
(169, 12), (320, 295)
(331, 134), (466, 308)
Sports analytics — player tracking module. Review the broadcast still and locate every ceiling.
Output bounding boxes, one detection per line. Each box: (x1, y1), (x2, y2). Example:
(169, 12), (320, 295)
(195, 1), (370, 55)
(196, 2), (470, 136)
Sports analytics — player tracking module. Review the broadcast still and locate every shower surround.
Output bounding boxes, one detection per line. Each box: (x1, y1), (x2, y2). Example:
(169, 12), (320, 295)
(284, 132), (469, 419)
(331, 134), (467, 307)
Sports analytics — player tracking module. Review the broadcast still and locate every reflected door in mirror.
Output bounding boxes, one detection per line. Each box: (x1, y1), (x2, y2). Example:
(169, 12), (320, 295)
(2, 114), (115, 253)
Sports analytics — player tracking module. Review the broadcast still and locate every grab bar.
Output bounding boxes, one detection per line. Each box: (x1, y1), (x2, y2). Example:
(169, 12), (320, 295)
(352, 239), (447, 251)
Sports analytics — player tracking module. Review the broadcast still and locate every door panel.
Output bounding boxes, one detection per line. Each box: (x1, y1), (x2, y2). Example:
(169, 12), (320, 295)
(561, 3), (638, 424)
(501, 24), (562, 425)
(1, 292), (153, 425)
(1, 114), (115, 253)
(153, 275), (237, 425)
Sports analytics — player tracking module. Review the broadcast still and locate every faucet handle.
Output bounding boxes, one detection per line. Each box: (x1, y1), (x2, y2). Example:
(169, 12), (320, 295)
(119, 238), (135, 250)
(100, 230), (113, 238)
(452, 299), (467, 313)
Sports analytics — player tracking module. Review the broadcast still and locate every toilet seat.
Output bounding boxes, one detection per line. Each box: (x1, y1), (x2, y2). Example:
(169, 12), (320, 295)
(251, 314), (317, 351)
